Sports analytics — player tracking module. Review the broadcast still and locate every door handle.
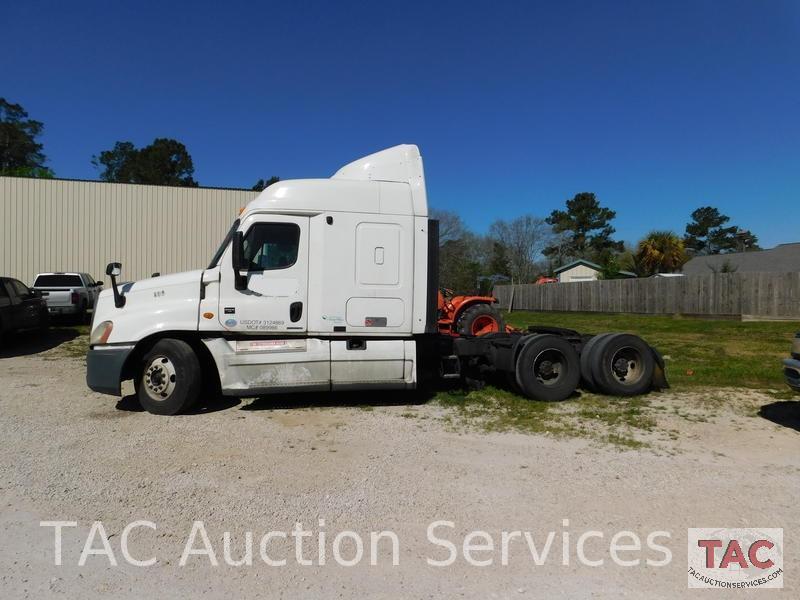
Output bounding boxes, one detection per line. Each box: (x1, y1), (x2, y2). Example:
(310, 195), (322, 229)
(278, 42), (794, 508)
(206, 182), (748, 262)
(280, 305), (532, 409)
(290, 302), (303, 323)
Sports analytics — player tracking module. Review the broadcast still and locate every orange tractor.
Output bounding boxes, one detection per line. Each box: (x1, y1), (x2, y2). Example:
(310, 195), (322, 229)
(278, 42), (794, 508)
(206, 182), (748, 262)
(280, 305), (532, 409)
(437, 289), (507, 336)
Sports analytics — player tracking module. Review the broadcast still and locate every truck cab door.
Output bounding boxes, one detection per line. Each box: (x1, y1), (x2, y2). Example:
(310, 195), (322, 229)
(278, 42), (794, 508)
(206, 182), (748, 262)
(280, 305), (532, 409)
(218, 215), (309, 334)
(8, 279), (38, 328)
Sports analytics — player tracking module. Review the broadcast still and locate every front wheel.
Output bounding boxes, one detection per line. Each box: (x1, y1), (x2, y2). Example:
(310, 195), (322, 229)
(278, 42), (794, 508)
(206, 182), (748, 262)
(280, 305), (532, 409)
(136, 339), (201, 415)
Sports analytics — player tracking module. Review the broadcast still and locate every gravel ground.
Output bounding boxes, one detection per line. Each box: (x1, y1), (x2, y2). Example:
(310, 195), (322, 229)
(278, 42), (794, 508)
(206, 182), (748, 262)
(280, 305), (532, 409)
(1, 336), (798, 599)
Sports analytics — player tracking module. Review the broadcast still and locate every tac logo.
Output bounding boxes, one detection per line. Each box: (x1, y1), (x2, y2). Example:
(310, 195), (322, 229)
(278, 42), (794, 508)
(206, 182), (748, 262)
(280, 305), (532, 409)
(687, 528), (783, 589)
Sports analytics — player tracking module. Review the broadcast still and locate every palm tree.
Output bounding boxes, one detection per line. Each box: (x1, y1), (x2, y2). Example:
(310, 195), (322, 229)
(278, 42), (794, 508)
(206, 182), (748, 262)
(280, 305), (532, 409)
(635, 231), (689, 276)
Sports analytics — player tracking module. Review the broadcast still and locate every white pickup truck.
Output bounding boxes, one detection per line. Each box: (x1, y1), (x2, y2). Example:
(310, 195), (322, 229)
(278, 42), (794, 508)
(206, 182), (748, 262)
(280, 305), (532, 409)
(33, 272), (102, 322)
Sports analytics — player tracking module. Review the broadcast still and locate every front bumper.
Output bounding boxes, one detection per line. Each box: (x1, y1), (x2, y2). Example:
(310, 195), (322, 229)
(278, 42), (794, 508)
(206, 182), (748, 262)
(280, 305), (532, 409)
(86, 344), (134, 396)
(783, 358), (800, 393)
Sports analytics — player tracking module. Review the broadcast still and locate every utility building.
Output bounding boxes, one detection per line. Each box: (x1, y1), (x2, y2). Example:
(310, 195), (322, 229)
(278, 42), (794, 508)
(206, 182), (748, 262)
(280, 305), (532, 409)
(0, 176), (258, 284)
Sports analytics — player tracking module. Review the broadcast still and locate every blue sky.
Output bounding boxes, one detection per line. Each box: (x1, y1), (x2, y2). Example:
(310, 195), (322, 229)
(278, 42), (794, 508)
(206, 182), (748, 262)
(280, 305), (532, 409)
(4, 0), (799, 247)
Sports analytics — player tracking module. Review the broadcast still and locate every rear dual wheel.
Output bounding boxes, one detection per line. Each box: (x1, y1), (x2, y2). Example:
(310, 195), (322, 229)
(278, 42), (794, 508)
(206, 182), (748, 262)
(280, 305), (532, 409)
(581, 333), (654, 397)
(515, 335), (581, 402)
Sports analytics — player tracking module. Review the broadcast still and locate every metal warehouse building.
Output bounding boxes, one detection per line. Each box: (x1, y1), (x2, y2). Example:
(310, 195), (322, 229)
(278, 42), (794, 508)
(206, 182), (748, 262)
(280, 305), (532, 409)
(1, 176), (258, 285)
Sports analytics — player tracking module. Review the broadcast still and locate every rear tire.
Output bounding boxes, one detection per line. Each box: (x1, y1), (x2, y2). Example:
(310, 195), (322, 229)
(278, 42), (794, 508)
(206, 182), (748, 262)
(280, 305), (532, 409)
(579, 333), (612, 392)
(589, 333), (655, 397)
(515, 334), (580, 402)
(136, 339), (201, 415)
(455, 304), (505, 336)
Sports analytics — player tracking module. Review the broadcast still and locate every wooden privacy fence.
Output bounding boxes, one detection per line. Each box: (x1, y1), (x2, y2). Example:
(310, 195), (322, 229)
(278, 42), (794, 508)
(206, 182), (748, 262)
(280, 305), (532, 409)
(493, 272), (800, 319)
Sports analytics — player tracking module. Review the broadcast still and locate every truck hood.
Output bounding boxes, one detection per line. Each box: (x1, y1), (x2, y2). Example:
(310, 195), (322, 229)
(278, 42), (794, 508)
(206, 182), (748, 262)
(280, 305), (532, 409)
(93, 270), (204, 345)
(118, 269), (204, 294)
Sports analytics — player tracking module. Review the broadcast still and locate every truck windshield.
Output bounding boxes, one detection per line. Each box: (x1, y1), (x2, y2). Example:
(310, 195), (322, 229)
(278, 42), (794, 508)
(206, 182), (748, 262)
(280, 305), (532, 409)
(208, 219), (240, 269)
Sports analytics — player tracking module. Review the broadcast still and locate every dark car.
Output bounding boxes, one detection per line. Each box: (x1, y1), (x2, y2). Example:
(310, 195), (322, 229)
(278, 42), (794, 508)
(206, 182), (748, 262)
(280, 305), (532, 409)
(784, 332), (800, 393)
(0, 277), (49, 345)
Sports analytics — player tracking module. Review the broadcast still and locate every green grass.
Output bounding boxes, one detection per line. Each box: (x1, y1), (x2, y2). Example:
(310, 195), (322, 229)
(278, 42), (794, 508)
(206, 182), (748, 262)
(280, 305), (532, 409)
(44, 324), (90, 360)
(430, 311), (798, 447)
(504, 310), (799, 390)
(435, 385), (656, 449)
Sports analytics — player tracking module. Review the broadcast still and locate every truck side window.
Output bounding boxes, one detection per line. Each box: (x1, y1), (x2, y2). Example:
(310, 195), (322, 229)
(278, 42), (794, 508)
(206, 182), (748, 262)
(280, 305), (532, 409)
(11, 280), (31, 299)
(242, 223), (300, 271)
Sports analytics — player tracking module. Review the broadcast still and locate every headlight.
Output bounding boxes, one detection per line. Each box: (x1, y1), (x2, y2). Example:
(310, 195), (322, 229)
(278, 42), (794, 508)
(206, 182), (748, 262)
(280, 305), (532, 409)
(90, 321), (114, 345)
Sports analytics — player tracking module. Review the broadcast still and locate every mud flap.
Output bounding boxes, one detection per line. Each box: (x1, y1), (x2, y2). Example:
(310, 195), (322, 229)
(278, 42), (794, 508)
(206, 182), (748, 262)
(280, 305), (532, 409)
(649, 345), (669, 390)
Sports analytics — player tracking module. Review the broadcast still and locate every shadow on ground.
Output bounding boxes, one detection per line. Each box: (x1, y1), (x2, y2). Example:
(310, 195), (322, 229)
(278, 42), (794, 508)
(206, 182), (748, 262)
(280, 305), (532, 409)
(240, 387), (436, 411)
(0, 327), (79, 358)
(758, 401), (800, 432)
(115, 393), (242, 414)
(115, 388), (434, 415)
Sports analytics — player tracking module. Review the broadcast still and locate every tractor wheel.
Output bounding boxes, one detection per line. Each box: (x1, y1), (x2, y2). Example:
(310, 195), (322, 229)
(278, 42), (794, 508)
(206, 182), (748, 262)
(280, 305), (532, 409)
(136, 339), (202, 415)
(455, 304), (505, 336)
(515, 334), (580, 402)
(589, 333), (655, 397)
(579, 333), (613, 392)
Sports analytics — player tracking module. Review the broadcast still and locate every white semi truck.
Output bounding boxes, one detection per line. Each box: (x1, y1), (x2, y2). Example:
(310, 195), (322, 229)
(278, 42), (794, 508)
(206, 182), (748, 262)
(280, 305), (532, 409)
(87, 145), (666, 414)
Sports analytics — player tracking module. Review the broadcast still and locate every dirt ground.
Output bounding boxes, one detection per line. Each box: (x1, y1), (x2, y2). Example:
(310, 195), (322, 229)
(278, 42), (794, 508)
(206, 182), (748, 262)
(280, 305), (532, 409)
(1, 334), (799, 599)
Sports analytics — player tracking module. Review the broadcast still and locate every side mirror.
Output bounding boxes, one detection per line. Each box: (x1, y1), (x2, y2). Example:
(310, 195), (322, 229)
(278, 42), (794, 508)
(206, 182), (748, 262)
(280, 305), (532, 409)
(105, 262), (126, 308)
(231, 231), (247, 290)
(106, 262), (122, 278)
(97, 276), (104, 283)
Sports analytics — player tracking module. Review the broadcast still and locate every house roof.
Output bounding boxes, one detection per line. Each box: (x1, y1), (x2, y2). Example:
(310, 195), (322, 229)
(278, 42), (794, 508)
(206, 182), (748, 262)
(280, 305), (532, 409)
(553, 259), (602, 274)
(553, 260), (637, 278)
(682, 242), (800, 274)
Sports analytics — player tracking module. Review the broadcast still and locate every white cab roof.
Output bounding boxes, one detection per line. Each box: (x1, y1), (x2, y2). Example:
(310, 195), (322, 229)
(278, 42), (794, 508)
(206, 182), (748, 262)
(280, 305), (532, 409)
(243, 145), (428, 217)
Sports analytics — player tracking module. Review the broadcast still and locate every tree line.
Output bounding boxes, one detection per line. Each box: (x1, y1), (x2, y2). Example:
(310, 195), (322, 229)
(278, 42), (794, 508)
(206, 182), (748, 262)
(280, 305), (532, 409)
(2, 97), (760, 291)
(0, 97), (277, 191)
(436, 197), (759, 294)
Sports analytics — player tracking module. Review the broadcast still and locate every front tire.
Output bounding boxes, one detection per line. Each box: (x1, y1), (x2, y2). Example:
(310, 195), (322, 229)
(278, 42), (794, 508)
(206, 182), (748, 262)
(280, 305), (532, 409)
(515, 334), (580, 402)
(137, 339), (201, 415)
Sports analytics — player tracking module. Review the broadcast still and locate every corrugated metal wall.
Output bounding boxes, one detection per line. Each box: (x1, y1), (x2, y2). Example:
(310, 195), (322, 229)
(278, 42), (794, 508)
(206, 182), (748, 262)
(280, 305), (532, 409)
(0, 177), (259, 284)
